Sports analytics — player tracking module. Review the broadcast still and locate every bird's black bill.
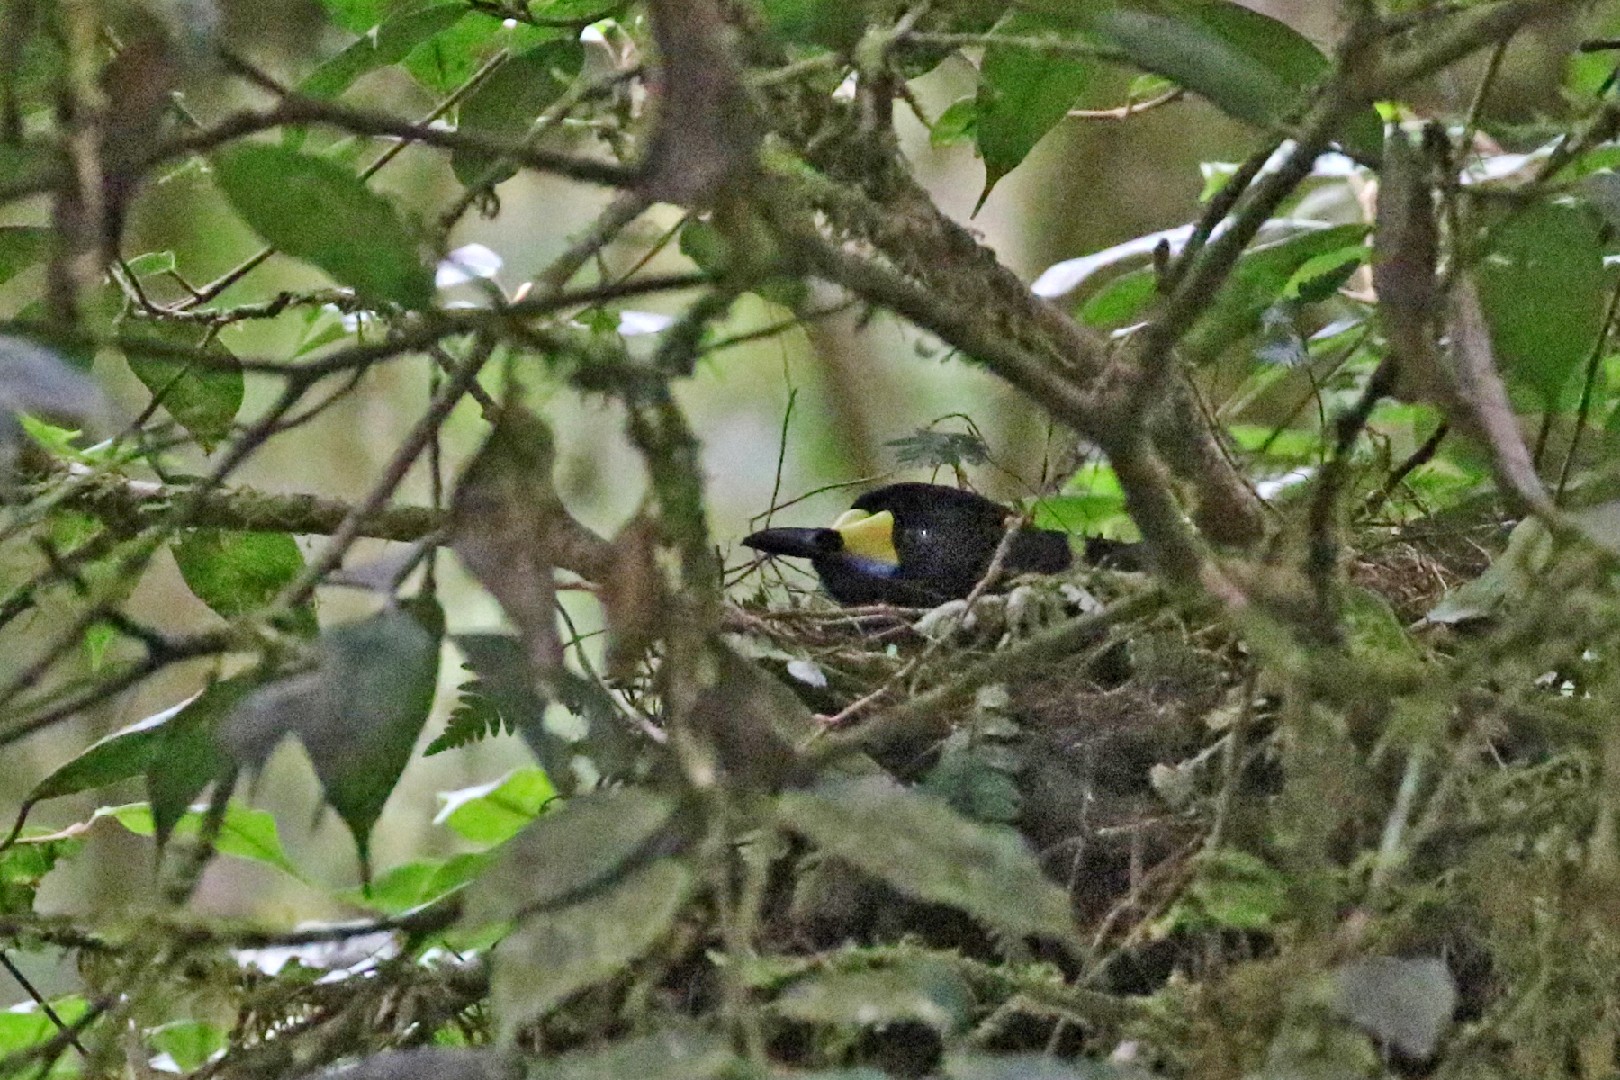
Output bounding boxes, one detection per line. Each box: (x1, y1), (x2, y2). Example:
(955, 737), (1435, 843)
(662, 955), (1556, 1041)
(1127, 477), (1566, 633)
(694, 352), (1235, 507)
(742, 526), (840, 561)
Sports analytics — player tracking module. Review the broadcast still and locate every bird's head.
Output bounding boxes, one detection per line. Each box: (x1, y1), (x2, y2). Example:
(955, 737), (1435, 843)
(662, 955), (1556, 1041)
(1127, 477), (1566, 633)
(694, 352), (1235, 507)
(741, 508), (899, 569)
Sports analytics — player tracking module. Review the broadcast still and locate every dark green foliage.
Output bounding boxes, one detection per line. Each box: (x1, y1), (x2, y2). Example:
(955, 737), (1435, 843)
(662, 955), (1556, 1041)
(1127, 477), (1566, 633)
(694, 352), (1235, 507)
(5, 1), (1620, 1078)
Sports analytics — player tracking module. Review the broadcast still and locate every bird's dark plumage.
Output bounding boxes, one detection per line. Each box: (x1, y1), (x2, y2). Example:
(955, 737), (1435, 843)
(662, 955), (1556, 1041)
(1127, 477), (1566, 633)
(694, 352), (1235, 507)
(743, 482), (1074, 606)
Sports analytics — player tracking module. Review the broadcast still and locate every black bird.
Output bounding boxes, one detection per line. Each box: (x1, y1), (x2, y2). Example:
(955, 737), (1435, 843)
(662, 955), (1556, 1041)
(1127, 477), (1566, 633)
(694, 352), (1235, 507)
(742, 482), (1074, 606)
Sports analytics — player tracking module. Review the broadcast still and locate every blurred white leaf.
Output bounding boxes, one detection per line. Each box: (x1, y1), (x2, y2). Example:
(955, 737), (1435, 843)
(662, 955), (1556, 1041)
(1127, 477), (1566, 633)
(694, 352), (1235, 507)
(436, 243), (503, 288)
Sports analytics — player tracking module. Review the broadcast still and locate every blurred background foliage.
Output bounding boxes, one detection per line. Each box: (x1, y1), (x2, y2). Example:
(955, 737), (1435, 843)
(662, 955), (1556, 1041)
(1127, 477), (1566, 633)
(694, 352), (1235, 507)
(1, 0), (1280, 914)
(1, 0), (1619, 1075)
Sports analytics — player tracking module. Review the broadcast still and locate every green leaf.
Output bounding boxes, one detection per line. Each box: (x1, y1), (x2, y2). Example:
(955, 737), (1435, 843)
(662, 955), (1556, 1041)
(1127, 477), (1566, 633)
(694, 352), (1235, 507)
(1475, 200), (1606, 412)
(452, 40), (583, 186)
(1157, 848), (1289, 933)
(921, 732), (1023, 824)
(465, 786), (677, 925)
(1182, 223), (1368, 365)
(315, 0), (390, 34)
(1284, 244), (1367, 302)
(0, 143), (60, 202)
(224, 602), (444, 875)
(0, 226), (50, 286)
(778, 778), (1076, 940)
(299, 3), (468, 100)
(1041, 0), (1382, 158)
(82, 619), (118, 671)
(405, 12), (562, 94)
(775, 961), (976, 1032)
(760, 0), (868, 49)
(1078, 270), (1158, 328)
(120, 323), (243, 451)
(0, 836), (83, 917)
(492, 857), (693, 1033)
(148, 677), (253, 849)
(976, 12), (1092, 201)
(343, 850), (494, 914)
(123, 250), (177, 277)
(435, 766), (557, 846)
(14, 701), (173, 812)
(148, 1020), (228, 1073)
(0, 996), (90, 1072)
(104, 801), (302, 879)
(172, 529), (317, 635)
(212, 143), (434, 309)
(931, 96), (978, 148)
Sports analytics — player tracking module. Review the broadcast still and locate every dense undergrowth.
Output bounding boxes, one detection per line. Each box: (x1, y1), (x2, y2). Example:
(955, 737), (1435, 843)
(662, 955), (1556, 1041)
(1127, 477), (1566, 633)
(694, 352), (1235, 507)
(2, 0), (1620, 1077)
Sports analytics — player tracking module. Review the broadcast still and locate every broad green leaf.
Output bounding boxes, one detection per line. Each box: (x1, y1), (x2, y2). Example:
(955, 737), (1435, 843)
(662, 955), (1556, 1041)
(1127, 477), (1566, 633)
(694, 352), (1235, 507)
(0, 141), (60, 196)
(1285, 244), (1367, 302)
(1039, 0), (1382, 158)
(465, 786), (677, 925)
(13, 700), (177, 814)
(1475, 200), (1605, 412)
(435, 767), (557, 846)
(0, 226), (49, 286)
(760, 0), (869, 49)
(0, 835), (83, 917)
(1079, 270), (1157, 328)
(1031, 492), (1131, 536)
(148, 1020), (228, 1073)
(343, 850), (494, 914)
(123, 250), (176, 276)
(121, 323), (243, 451)
(452, 40), (583, 186)
(976, 11), (1092, 201)
(148, 677), (253, 849)
(775, 962), (975, 1032)
(212, 143), (434, 309)
(315, 0), (390, 34)
(1157, 848), (1289, 933)
(0, 996), (90, 1075)
(172, 529), (317, 635)
(931, 96), (978, 148)
(1079, 224), (1366, 340)
(299, 3), (467, 100)
(921, 730), (1022, 824)
(105, 801), (302, 878)
(224, 602), (444, 876)
(1182, 223), (1368, 365)
(492, 857), (693, 1033)
(405, 12), (561, 94)
(778, 778), (1076, 940)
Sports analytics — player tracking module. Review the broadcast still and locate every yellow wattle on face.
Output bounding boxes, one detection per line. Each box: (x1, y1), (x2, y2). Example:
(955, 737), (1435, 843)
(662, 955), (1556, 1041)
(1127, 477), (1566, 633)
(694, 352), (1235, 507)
(829, 509), (899, 566)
